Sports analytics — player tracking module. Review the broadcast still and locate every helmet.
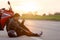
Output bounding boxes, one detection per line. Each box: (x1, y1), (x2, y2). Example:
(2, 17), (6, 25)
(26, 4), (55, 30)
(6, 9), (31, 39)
(8, 30), (17, 37)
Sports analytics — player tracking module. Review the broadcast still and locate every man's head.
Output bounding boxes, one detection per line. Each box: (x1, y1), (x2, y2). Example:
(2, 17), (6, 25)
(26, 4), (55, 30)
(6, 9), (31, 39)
(13, 13), (20, 21)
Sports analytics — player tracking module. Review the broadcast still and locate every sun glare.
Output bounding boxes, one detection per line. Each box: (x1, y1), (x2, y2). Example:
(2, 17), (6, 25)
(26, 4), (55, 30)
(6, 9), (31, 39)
(13, 1), (40, 13)
(21, 2), (37, 12)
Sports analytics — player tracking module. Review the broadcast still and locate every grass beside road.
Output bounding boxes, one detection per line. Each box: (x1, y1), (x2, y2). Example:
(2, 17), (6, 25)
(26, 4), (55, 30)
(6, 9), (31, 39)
(21, 15), (60, 21)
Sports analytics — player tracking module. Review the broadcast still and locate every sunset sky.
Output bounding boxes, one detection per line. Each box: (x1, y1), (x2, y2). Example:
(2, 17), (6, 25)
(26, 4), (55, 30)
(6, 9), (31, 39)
(0, 0), (60, 15)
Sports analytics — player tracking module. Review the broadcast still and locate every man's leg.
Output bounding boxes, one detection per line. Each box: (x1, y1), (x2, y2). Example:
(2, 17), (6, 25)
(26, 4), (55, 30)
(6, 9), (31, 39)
(17, 26), (42, 37)
(21, 30), (43, 37)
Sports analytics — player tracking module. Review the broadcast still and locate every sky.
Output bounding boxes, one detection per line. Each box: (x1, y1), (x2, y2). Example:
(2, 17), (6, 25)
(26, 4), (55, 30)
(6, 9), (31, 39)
(0, 0), (60, 15)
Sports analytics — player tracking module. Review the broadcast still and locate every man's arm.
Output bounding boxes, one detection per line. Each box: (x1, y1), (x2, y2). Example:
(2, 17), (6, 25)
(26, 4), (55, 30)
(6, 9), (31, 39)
(10, 20), (31, 33)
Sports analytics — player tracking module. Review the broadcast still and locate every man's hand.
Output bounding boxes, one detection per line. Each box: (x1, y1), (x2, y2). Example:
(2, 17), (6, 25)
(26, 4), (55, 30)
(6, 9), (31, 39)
(22, 19), (25, 22)
(21, 19), (25, 24)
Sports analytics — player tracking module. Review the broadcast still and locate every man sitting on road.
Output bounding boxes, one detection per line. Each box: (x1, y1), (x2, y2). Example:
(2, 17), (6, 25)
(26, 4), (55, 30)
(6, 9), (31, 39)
(6, 13), (42, 37)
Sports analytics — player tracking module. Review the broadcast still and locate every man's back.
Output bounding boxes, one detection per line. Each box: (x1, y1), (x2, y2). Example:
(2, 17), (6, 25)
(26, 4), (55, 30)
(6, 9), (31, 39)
(6, 18), (26, 37)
